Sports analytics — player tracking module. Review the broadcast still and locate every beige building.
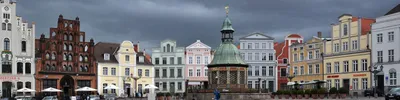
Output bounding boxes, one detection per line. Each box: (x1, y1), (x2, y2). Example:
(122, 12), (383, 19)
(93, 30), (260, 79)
(323, 14), (375, 95)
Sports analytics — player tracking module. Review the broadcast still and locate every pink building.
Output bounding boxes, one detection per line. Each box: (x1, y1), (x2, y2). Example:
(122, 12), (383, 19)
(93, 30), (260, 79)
(185, 40), (212, 88)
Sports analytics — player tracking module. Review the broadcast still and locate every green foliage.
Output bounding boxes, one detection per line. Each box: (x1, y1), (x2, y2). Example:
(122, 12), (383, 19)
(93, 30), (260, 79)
(297, 90), (304, 95)
(329, 87), (338, 94)
(304, 89), (311, 94)
(156, 93), (164, 96)
(165, 93), (171, 96)
(338, 87), (348, 94)
(318, 88), (327, 94)
(311, 88), (318, 94)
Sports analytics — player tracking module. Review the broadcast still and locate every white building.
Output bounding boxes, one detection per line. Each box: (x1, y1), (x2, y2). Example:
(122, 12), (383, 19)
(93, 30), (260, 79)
(152, 39), (186, 94)
(371, 4), (400, 93)
(0, 0), (36, 98)
(239, 32), (276, 92)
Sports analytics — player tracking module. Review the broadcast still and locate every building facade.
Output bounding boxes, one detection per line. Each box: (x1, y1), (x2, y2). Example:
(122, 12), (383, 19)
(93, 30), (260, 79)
(0, 0), (36, 98)
(185, 40), (211, 89)
(239, 33), (276, 92)
(371, 4), (400, 93)
(35, 15), (96, 97)
(95, 41), (153, 97)
(275, 34), (303, 90)
(152, 39), (186, 94)
(288, 32), (329, 87)
(323, 14), (375, 95)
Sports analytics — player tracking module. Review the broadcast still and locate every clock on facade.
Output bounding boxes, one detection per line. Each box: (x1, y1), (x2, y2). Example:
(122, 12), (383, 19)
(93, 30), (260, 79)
(4, 6), (9, 11)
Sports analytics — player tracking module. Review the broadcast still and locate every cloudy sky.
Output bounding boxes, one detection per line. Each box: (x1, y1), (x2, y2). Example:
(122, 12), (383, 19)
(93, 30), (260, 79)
(17, 0), (399, 53)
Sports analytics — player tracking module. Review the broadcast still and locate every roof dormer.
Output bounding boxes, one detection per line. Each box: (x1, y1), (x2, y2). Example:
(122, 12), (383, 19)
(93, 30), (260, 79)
(104, 53), (110, 61)
(139, 56), (144, 63)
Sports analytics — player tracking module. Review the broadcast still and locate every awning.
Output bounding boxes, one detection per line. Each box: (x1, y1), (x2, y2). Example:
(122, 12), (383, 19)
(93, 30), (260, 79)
(188, 82), (201, 85)
(287, 82), (295, 85)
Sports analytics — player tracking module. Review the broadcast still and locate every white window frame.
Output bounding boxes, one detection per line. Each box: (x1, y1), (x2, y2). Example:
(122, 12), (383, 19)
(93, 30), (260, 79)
(196, 69), (201, 76)
(308, 51), (313, 60)
(388, 32), (394, 42)
(315, 50), (320, 59)
(344, 61), (349, 72)
(308, 65), (312, 74)
(196, 56), (201, 64)
(326, 63), (331, 74)
(352, 60), (358, 72)
(353, 78), (358, 90)
(189, 57), (193, 64)
(300, 66), (304, 75)
(343, 42), (348, 51)
(362, 59), (368, 71)
(352, 40), (358, 50)
(389, 49), (394, 62)
(377, 33), (383, 43)
(248, 53), (252, 61)
(255, 53), (259, 61)
(334, 62), (339, 73)
(362, 78), (368, 89)
(315, 64), (320, 74)
(377, 51), (383, 63)
(189, 69), (193, 77)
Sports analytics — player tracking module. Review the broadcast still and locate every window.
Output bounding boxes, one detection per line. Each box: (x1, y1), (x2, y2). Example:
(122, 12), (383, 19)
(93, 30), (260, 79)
(7, 23), (11, 31)
(335, 79), (340, 89)
(352, 78), (358, 90)
(196, 56), (200, 64)
(170, 57), (174, 65)
(262, 66), (266, 76)
(262, 43), (266, 49)
(248, 43), (252, 49)
(17, 62), (23, 74)
(125, 55), (129, 61)
(334, 43), (340, 52)
(155, 69), (159, 78)
(389, 69), (397, 85)
(162, 82), (167, 90)
(308, 45), (313, 49)
(4, 38), (10, 50)
(300, 66), (304, 75)
(308, 65), (312, 74)
(178, 57), (182, 64)
(196, 69), (201, 76)
(281, 68), (287, 76)
(269, 66), (273, 76)
(255, 81), (259, 89)
(377, 33), (383, 43)
(204, 56), (209, 64)
(389, 49), (394, 62)
(343, 24), (348, 35)
(377, 51), (383, 63)
(21, 41), (26, 52)
(326, 63), (331, 74)
(343, 42), (348, 51)
(262, 81), (266, 89)
(308, 51), (313, 59)
(255, 43), (259, 49)
(25, 82), (31, 89)
(334, 62), (339, 73)
(293, 54), (298, 61)
(138, 69), (143, 76)
(269, 53), (273, 61)
(178, 82), (182, 90)
(145, 69), (149, 77)
(294, 67), (298, 75)
(125, 68), (130, 76)
(248, 66), (252, 76)
(248, 53), (252, 60)
(189, 69), (193, 77)
(204, 69), (208, 76)
(178, 68), (183, 78)
(352, 60), (358, 72)
(1, 23), (5, 30)
(343, 61), (349, 72)
(155, 58), (159, 65)
(362, 78), (368, 89)
(315, 50), (320, 59)
(241, 53), (245, 59)
(52, 53), (56, 60)
(262, 53), (266, 61)
(169, 68), (174, 77)
(255, 53), (259, 61)
(248, 81), (252, 88)
(389, 32), (394, 42)
(283, 59), (288, 64)
(162, 57), (167, 64)
(103, 83), (108, 93)
(300, 53), (304, 61)
(189, 57), (193, 64)
(255, 66), (259, 76)
(25, 63), (31, 74)
(111, 83), (116, 93)
(326, 80), (331, 89)
(111, 68), (116, 75)
(162, 69), (167, 78)
(294, 48), (297, 51)
(300, 47), (303, 50)
(166, 44), (171, 52)
(359, 59), (367, 71)
(315, 64), (320, 74)
(352, 40), (358, 50)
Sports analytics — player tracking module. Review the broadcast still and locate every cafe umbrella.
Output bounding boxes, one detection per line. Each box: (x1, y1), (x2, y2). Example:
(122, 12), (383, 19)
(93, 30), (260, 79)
(16, 88), (36, 97)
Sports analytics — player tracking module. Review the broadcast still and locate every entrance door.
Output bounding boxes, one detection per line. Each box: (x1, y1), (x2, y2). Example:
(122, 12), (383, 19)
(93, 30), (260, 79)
(268, 81), (274, 92)
(2, 82), (12, 98)
(343, 79), (350, 93)
(60, 75), (75, 97)
(377, 75), (384, 94)
(170, 82), (175, 93)
(125, 84), (131, 97)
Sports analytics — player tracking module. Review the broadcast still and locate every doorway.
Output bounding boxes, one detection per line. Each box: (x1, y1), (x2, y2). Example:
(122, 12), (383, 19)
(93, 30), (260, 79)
(377, 75), (384, 94)
(125, 84), (131, 97)
(60, 75), (75, 97)
(343, 79), (350, 93)
(2, 82), (12, 98)
(268, 81), (274, 92)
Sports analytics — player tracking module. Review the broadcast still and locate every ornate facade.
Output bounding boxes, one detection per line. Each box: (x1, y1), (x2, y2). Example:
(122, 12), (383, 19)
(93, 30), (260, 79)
(185, 40), (211, 89)
(35, 15), (96, 97)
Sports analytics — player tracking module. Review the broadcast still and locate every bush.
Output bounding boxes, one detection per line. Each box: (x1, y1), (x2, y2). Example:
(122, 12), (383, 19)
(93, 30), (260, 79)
(329, 87), (338, 94)
(304, 89), (311, 94)
(166, 93), (171, 96)
(338, 87), (348, 94)
(276, 90), (282, 95)
(311, 89), (318, 94)
(156, 93), (164, 96)
(318, 88), (327, 94)
(297, 90), (304, 95)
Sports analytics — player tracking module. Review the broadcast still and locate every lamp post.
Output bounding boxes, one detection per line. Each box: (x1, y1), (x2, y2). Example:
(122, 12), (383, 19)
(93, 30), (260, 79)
(370, 65), (383, 97)
(131, 73), (141, 97)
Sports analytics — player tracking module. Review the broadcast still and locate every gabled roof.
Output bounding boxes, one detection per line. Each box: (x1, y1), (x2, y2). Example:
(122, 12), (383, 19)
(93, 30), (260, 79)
(274, 42), (285, 58)
(385, 4), (400, 15)
(136, 52), (153, 66)
(186, 40), (211, 49)
(94, 42), (119, 63)
(286, 34), (302, 38)
(239, 32), (274, 40)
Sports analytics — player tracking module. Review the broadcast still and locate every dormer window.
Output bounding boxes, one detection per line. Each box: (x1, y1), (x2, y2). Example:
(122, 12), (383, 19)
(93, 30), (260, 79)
(308, 45), (313, 49)
(104, 53), (110, 61)
(139, 56), (144, 63)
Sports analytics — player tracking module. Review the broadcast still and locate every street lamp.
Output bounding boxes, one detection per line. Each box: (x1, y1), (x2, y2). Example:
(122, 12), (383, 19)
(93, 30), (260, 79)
(131, 73), (141, 97)
(370, 65), (383, 97)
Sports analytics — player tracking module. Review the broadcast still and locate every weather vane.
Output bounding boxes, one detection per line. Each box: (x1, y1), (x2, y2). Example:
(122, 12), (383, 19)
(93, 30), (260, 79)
(225, 5), (229, 16)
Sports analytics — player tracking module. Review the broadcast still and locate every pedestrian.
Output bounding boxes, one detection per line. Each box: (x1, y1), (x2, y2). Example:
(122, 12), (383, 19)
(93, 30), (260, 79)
(213, 89), (220, 100)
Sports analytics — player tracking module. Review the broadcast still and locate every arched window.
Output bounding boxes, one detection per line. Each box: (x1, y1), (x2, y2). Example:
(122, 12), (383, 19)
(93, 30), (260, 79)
(45, 53), (50, 60)
(79, 55), (83, 61)
(4, 38), (10, 50)
(64, 34), (68, 40)
(68, 54), (73, 61)
(84, 45), (88, 52)
(80, 45), (84, 52)
(7, 23), (11, 31)
(69, 44), (73, 51)
(84, 66), (88, 72)
(163, 46), (166, 52)
(63, 65), (67, 71)
(46, 64), (50, 71)
(167, 44), (170, 52)
(343, 24), (348, 36)
(63, 53), (67, 61)
(21, 41), (26, 52)
(2, 23), (5, 30)
(84, 55), (88, 62)
(51, 64), (56, 71)
(171, 46), (174, 52)
(68, 65), (72, 71)
(69, 35), (73, 41)
(79, 66), (83, 72)
(389, 68), (397, 85)
(64, 43), (67, 50)
(51, 53), (56, 60)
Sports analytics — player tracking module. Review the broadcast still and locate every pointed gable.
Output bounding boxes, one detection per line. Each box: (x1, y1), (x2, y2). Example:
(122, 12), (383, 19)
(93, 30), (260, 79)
(385, 4), (400, 15)
(239, 32), (274, 40)
(186, 40), (211, 49)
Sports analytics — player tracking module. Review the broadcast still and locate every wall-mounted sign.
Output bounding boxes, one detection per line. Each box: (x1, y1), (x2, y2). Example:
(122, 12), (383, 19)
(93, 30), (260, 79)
(0, 76), (20, 80)
(105, 80), (114, 82)
(327, 75), (339, 78)
(353, 74), (366, 77)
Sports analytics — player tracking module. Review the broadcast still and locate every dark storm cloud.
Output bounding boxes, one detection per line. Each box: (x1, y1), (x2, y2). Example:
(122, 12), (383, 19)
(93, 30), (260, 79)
(16, 0), (399, 53)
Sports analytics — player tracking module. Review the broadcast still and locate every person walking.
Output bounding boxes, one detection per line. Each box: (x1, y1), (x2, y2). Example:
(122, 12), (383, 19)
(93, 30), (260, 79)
(213, 89), (220, 100)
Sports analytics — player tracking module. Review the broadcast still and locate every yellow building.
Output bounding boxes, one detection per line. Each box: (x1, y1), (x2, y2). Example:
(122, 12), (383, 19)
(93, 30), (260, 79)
(323, 14), (375, 95)
(94, 41), (154, 97)
(289, 32), (329, 87)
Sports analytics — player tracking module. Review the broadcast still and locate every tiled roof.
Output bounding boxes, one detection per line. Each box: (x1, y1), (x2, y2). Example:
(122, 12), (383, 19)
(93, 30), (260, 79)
(136, 52), (153, 65)
(274, 42), (285, 58)
(286, 34), (302, 38)
(94, 42), (119, 63)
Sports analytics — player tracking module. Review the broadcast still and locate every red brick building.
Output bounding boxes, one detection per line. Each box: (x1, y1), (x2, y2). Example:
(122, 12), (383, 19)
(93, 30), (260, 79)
(34, 15), (96, 97)
(275, 34), (303, 90)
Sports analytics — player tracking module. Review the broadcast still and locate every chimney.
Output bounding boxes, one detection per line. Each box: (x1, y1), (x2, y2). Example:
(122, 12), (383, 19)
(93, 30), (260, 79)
(133, 44), (138, 52)
(317, 31), (322, 38)
(143, 49), (146, 56)
(137, 41), (140, 52)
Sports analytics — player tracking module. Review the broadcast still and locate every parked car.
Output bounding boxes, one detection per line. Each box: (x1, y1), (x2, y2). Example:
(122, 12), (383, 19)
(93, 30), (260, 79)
(15, 96), (33, 100)
(42, 96), (58, 100)
(89, 95), (100, 100)
(364, 88), (384, 97)
(385, 87), (400, 100)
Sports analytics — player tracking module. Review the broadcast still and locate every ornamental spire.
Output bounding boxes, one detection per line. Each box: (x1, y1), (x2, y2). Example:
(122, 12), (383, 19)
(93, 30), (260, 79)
(225, 5), (229, 17)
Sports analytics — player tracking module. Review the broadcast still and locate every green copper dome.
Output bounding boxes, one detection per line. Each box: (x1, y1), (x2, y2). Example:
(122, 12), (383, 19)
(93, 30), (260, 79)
(221, 17), (234, 31)
(208, 42), (247, 67)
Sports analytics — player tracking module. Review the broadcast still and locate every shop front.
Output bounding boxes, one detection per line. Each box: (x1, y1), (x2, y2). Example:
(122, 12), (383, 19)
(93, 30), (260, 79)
(0, 75), (35, 98)
(324, 72), (370, 96)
